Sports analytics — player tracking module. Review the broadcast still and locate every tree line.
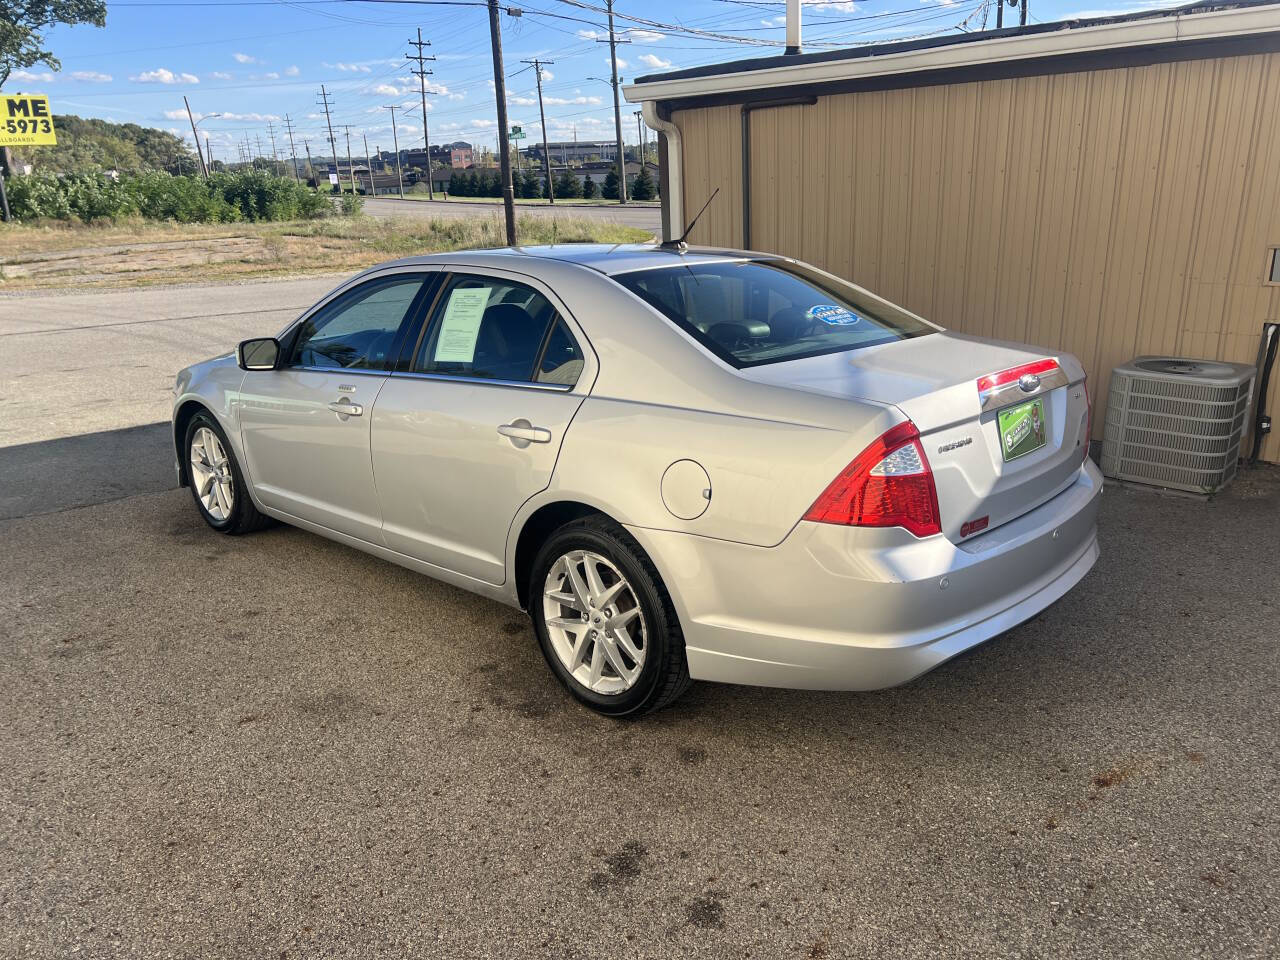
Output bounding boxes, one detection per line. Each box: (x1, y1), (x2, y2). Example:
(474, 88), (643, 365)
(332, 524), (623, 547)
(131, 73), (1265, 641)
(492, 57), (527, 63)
(446, 165), (656, 201)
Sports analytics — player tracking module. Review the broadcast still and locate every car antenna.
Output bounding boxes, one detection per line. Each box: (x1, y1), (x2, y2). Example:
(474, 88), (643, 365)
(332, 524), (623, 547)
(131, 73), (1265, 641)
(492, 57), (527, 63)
(661, 188), (719, 253)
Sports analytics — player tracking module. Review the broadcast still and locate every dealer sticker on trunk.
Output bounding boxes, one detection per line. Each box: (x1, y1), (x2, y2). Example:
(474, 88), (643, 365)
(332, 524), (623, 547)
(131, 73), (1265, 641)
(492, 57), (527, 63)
(998, 398), (1047, 461)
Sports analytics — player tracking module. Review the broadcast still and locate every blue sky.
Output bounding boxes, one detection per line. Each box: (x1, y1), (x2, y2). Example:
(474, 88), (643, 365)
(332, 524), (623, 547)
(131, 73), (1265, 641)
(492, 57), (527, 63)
(8, 0), (1180, 163)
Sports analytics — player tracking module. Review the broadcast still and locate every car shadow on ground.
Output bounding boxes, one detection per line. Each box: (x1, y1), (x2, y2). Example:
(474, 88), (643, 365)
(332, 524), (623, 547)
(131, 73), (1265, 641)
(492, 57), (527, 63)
(0, 421), (175, 520)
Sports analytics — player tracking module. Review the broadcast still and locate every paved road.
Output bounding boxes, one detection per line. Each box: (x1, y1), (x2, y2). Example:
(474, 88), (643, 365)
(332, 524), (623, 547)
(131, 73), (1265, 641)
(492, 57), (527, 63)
(0, 275), (343, 450)
(362, 196), (662, 231)
(2, 278), (1278, 958)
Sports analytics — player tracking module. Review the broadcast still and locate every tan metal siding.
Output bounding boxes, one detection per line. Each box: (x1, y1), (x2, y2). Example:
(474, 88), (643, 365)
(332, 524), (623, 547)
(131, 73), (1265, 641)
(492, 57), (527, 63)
(673, 50), (1280, 462)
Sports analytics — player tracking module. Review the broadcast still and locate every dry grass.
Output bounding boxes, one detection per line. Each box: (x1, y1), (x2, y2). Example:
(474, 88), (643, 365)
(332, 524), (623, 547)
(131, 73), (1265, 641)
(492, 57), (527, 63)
(0, 214), (652, 290)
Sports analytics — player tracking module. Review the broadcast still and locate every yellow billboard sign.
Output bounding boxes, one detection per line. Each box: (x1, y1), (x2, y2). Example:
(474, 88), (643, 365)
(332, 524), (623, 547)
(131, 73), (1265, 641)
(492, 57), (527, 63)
(1, 95), (57, 146)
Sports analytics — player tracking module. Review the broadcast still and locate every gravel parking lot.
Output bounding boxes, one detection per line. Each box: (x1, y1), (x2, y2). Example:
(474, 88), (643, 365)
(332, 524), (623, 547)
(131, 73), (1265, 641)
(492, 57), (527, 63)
(2, 280), (1278, 958)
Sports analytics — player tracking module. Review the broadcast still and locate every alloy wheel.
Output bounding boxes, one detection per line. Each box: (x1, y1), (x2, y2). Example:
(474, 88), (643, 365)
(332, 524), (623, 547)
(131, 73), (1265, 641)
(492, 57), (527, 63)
(189, 426), (235, 522)
(542, 549), (647, 695)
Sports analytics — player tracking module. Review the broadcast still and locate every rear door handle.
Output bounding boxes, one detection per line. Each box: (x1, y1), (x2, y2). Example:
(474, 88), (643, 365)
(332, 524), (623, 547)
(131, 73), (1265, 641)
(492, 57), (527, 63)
(328, 398), (364, 417)
(498, 419), (552, 446)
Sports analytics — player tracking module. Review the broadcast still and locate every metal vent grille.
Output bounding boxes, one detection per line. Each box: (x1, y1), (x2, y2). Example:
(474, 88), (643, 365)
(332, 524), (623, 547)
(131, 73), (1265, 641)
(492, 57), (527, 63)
(1101, 357), (1255, 493)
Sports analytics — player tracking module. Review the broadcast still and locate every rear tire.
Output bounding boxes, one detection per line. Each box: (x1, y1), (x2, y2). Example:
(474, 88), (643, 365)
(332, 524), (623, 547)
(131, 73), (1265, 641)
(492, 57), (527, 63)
(184, 411), (273, 535)
(530, 515), (692, 716)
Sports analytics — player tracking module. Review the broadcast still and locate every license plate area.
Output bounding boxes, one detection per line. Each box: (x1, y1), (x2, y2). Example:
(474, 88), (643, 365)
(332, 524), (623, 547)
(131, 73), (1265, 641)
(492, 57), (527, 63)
(998, 397), (1047, 462)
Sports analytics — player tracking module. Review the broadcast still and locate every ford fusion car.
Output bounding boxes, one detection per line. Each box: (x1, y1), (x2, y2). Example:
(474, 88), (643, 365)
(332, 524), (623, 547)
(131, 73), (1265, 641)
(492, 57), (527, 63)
(172, 244), (1101, 715)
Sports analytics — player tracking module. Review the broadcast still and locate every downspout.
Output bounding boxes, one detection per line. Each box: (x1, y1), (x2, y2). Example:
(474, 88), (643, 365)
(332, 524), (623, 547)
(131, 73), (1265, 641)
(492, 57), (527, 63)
(642, 99), (682, 243)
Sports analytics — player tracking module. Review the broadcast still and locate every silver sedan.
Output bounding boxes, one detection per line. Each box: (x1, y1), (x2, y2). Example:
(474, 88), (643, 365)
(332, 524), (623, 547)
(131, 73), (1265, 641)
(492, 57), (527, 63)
(172, 244), (1101, 715)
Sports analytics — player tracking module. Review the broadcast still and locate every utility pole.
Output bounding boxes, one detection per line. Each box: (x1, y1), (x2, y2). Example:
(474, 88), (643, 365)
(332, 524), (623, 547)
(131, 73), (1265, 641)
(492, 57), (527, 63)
(634, 109), (644, 164)
(340, 124), (357, 194)
(317, 84), (339, 185)
(407, 27), (437, 200)
(303, 138), (314, 183)
(486, 0), (517, 243)
(383, 105), (405, 199)
(522, 58), (555, 204)
(205, 136), (213, 172)
(282, 114), (300, 181)
(266, 119), (280, 175)
(1020, 0), (1028, 26)
(254, 134), (265, 171)
(363, 132), (376, 196)
(598, 5), (629, 204)
(183, 96), (209, 179)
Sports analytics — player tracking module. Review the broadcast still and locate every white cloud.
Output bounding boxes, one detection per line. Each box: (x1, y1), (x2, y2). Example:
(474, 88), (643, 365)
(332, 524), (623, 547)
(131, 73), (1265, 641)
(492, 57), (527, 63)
(807, 0), (857, 9)
(627, 29), (665, 42)
(11, 70), (56, 83)
(576, 28), (603, 40)
(541, 68), (554, 81)
(329, 61), (373, 73)
(615, 57), (628, 69)
(209, 71), (232, 81)
(167, 109), (282, 123)
(761, 15), (787, 25)
(638, 54), (673, 69)
(232, 52), (259, 64)
(285, 65), (300, 77)
(545, 95), (602, 106)
(470, 118), (496, 129)
(130, 68), (200, 85)
(258, 72), (281, 81)
(373, 83), (408, 97)
(71, 70), (113, 83)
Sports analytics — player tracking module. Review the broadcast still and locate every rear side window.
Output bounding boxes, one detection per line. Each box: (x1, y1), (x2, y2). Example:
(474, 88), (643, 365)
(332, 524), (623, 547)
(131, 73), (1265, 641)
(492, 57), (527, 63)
(537, 319), (584, 385)
(614, 260), (935, 368)
(413, 273), (581, 385)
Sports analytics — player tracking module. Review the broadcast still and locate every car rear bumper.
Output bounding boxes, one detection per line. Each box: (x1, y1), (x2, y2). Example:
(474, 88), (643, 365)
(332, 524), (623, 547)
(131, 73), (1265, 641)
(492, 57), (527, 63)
(626, 459), (1102, 691)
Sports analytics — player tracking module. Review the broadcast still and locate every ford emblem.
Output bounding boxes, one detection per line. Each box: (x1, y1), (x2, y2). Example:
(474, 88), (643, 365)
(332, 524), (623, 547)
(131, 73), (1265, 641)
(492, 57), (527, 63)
(1018, 373), (1041, 393)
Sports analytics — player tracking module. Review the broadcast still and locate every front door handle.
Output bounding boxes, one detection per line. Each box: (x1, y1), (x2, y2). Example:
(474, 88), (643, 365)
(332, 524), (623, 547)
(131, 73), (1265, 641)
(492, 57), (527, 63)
(328, 398), (364, 418)
(497, 419), (552, 447)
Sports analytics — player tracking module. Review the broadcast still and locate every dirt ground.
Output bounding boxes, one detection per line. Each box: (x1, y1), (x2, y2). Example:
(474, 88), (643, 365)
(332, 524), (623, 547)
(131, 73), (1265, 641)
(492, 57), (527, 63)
(0, 214), (650, 290)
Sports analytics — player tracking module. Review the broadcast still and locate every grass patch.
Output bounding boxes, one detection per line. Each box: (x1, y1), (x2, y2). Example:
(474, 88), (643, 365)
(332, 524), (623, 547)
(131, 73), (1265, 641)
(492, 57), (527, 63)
(0, 213), (653, 290)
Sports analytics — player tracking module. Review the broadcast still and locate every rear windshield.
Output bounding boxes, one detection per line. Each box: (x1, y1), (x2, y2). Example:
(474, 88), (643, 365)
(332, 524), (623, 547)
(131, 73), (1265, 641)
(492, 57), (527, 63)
(614, 259), (934, 368)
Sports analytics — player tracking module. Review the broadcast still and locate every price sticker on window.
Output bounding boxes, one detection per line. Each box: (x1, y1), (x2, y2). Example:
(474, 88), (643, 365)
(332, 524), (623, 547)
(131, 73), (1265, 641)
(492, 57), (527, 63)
(1, 96), (57, 146)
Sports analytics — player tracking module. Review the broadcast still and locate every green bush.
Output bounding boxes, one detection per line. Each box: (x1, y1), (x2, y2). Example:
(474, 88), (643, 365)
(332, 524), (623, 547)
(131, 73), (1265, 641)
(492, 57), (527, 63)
(340, 192), (364, 216)
(5, 169), (338, 224)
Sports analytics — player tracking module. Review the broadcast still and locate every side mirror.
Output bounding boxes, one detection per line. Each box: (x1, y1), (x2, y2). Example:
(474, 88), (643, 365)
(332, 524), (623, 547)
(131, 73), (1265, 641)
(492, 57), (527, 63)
(237, 337), (280, 371)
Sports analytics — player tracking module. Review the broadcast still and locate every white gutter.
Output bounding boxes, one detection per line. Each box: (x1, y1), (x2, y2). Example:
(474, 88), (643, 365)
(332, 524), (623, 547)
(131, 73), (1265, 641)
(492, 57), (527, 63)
(622, 4), (1280, 103)
(641, 99), (683, 243)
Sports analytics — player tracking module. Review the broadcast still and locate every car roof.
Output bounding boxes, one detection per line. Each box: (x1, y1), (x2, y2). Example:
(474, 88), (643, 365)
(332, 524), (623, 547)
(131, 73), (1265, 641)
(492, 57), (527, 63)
(378, 243), (778, 277)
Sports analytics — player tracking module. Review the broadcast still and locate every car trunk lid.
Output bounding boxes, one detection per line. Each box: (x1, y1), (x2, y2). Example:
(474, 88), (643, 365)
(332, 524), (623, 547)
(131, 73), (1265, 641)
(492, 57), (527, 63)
(741, 332), (1091, 542)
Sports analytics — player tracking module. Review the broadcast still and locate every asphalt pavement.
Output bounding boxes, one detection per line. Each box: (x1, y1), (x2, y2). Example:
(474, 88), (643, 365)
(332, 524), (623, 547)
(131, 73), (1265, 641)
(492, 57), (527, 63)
(361, 196), (662, 231)
(1, 278), (1278, 958)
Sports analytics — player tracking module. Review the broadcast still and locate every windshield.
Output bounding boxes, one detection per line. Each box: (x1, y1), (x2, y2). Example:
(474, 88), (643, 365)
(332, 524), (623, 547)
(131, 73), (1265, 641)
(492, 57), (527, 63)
(614, 259), (935, 368)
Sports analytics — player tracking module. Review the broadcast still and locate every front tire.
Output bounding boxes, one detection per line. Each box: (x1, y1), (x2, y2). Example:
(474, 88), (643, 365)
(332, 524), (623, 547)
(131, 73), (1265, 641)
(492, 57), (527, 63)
(184, 412), (272, 535)
(530, 516), (692, 716)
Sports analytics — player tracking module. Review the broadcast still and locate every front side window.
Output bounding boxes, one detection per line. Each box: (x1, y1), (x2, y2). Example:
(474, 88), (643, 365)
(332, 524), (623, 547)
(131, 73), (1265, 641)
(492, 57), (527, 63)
(290, 274), (429, 370)
(614, 259), (935, 368)
(414, 274), (577, 384)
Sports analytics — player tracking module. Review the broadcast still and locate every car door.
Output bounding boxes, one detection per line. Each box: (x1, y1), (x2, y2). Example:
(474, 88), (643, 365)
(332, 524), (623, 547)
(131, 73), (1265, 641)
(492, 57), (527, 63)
(238, 269), (438, 543)
(370, 269), (594, 584)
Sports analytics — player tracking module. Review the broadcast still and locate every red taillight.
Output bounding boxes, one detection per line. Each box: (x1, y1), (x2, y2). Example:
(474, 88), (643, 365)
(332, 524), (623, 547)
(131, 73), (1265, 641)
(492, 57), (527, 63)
(976, 358), (1061, 396)
(803, 421), (942, 537)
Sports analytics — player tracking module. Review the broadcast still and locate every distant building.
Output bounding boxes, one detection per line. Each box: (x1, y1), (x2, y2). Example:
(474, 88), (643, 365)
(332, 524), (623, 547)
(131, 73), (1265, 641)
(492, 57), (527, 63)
(524, 140), (620, 165)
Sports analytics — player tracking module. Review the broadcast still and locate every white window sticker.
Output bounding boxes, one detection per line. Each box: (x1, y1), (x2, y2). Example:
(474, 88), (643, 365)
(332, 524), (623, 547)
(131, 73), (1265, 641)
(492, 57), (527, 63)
(433, 287), (491, 363)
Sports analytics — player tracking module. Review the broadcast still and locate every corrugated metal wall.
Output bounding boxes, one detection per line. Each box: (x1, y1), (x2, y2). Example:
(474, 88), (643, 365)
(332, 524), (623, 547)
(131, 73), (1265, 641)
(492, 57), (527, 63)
(674, 50), (1280, 462)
